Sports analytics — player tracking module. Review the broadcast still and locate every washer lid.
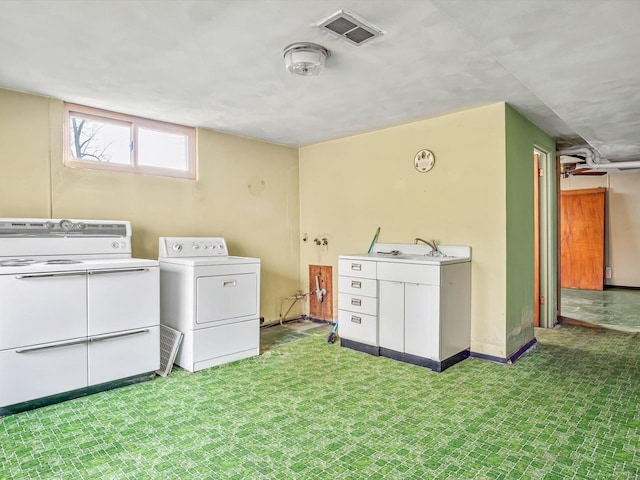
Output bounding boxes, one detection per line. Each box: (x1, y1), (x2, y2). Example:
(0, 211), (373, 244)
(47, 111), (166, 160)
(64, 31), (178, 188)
(158, 256), (260, 267)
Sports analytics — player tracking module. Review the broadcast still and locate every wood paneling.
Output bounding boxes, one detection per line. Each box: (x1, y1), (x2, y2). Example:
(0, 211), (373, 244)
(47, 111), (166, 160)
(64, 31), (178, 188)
(560, 188), (606, 290)
(309, 265), (333, 321)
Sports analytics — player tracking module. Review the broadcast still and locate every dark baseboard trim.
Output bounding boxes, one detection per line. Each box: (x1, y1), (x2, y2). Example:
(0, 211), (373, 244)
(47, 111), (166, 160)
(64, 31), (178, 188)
(469, 351), (507, 364)
(380, 347), (469, 372)
(340, 339), (470, 372)
(260, 316), (304, 329)
(470, 337), (537, 365)
(508, 337), (537, 364)
(605, 285), (640, 290)
(441, 349), (471, 371)
(260, 316), (333, 329)
(0, 372), (155, 417)
(339, 338), (380, 356)
(306, 317), (333, 325)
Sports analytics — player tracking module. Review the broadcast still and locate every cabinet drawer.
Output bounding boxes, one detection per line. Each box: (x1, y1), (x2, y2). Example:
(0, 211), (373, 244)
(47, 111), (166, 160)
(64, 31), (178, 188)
(0, 273), (87, 350)
(377, 262), (440, 285)
(338, 258), (376, 279)
(338, 276), (377, 297)
(338, 310), (377, 346)
(88, 326), (160, 386)
(0, 342), (87, 408)
(338, 293), (377, 315)
(88, 267), (159, 335)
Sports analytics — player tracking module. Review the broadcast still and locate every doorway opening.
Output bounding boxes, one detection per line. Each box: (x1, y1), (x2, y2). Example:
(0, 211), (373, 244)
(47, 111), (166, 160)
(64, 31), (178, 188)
(557, 169), (640, 332)
(534, 147), (556, 329)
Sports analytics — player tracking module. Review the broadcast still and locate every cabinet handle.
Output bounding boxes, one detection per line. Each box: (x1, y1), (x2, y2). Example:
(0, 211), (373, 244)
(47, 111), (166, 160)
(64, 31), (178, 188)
(351, 298), (362, 306)
(351, 263), (362, 271)
(351, 280), (361, 289)
(89, 329), (150, 342)
(88, 268), (149, 275)
(16, 329), (151, 352)
(15, 271), (86, 279)
(223, 280), (237, 287)
(16, 338), (88, 353)
(350, 315), (362, 324)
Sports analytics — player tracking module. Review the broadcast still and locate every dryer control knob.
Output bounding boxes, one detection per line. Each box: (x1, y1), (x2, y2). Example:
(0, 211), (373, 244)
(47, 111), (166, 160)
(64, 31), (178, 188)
(59, 219), (74, 231)
(172, 243), (183, 252)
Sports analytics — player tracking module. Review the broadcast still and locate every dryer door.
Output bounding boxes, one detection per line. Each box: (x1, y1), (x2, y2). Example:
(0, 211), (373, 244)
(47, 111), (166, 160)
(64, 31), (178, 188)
(196, 273), (258, 325)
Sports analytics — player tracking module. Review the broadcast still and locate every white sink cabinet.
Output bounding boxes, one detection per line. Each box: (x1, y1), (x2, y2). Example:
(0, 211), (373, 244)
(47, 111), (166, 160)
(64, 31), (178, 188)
(337, 258), (380, 356)
(338, 244), (471, 372)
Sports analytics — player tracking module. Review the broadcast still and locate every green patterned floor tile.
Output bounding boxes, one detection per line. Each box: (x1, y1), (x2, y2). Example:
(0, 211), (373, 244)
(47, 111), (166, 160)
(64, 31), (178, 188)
(1, 325), (639, 479)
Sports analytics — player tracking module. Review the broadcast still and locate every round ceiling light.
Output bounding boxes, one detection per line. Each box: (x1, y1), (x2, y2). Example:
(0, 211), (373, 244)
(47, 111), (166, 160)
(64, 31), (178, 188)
(283, 42), (330, 76)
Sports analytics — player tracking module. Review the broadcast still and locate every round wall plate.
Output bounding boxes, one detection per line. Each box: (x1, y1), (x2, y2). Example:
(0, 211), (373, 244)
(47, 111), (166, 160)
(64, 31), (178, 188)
(414, 149), (435, 173)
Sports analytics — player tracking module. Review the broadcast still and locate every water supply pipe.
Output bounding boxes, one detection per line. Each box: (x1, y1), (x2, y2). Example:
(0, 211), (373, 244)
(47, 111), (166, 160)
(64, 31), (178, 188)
(559, 147), (640, 170)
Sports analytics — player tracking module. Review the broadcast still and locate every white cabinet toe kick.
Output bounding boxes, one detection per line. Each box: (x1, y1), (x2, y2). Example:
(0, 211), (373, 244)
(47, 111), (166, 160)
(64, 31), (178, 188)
(338, 246), (471, 372)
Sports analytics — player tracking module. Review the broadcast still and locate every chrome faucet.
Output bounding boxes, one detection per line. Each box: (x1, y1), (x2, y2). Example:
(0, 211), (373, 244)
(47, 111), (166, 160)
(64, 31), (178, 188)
(414, 237), (439, 253)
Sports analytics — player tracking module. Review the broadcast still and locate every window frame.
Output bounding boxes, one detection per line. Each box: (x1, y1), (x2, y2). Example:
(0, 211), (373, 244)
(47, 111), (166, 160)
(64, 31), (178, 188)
(63, 103), (197, 179)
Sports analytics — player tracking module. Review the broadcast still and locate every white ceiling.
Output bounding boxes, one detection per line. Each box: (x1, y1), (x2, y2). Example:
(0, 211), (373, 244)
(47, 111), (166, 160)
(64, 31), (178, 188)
(0, 0), (638, 158)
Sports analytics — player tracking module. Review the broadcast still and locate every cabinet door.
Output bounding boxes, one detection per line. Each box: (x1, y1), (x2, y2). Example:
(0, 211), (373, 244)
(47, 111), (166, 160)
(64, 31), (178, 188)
(0, 273), (87, 350)
(378, 280), (404, 352)
(88, 267), (159, 335)
(404, 283), (440, 360)
(0, 342), (87, 407)
(88, 326), (159, 386)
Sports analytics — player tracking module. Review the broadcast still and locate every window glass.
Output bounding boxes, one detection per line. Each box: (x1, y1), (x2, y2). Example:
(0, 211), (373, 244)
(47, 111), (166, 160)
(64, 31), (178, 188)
(69, 116), (131, 165)
(64, 103), (196, 179)
(138, 128), (188, 170)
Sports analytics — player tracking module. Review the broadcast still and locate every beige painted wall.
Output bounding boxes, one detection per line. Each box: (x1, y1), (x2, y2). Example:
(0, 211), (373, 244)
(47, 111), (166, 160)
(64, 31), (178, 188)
(299, 104), (508, 357)
(0, 89), (51, 217)
(0, 89), (301, 322)
(561, 172), (640, 287)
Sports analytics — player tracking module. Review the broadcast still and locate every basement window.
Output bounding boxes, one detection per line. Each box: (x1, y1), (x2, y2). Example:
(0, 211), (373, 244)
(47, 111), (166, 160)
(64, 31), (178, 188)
(64, 103), (196, 179)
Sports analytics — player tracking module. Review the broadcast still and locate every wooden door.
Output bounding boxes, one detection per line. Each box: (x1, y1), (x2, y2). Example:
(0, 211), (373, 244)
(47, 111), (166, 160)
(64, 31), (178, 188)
(560, 188), (606, 290)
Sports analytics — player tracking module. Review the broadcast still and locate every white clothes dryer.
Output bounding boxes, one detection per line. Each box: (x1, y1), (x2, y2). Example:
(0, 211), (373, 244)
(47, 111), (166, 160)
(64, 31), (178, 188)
(158, 237), (260, 372)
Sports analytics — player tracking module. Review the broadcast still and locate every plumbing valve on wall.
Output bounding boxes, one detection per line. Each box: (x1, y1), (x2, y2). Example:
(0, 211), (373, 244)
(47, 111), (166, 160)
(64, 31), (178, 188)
(302, 233), (328, 247)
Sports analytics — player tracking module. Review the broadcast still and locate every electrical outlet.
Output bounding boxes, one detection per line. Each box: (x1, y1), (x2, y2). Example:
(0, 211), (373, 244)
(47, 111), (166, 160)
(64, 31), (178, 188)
(605, 267), (612, 279)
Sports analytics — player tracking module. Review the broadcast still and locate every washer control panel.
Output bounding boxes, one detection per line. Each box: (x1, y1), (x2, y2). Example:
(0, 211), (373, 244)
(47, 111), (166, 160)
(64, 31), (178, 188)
(158, 237), (229, 258)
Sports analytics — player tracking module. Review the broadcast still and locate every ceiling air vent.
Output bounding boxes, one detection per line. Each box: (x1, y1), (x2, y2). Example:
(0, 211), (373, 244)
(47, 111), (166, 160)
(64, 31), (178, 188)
(319, 10), (383, 46)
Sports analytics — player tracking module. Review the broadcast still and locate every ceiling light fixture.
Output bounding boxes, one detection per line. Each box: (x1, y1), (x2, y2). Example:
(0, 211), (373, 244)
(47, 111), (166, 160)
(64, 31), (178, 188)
(283, 42), (330, 76)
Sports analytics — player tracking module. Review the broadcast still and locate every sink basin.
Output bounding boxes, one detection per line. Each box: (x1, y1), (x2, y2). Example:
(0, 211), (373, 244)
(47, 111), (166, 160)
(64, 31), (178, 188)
(373, 252), (458, 263)
(364, 243), (471, 264)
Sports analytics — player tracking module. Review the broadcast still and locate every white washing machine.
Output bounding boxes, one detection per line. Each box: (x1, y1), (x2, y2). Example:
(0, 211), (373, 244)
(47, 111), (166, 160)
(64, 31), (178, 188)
(158, 237), (260, 372)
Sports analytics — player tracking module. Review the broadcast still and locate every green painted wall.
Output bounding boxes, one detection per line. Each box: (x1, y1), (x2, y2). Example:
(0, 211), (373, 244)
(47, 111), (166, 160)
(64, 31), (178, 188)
(505, 105), (556, 356)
